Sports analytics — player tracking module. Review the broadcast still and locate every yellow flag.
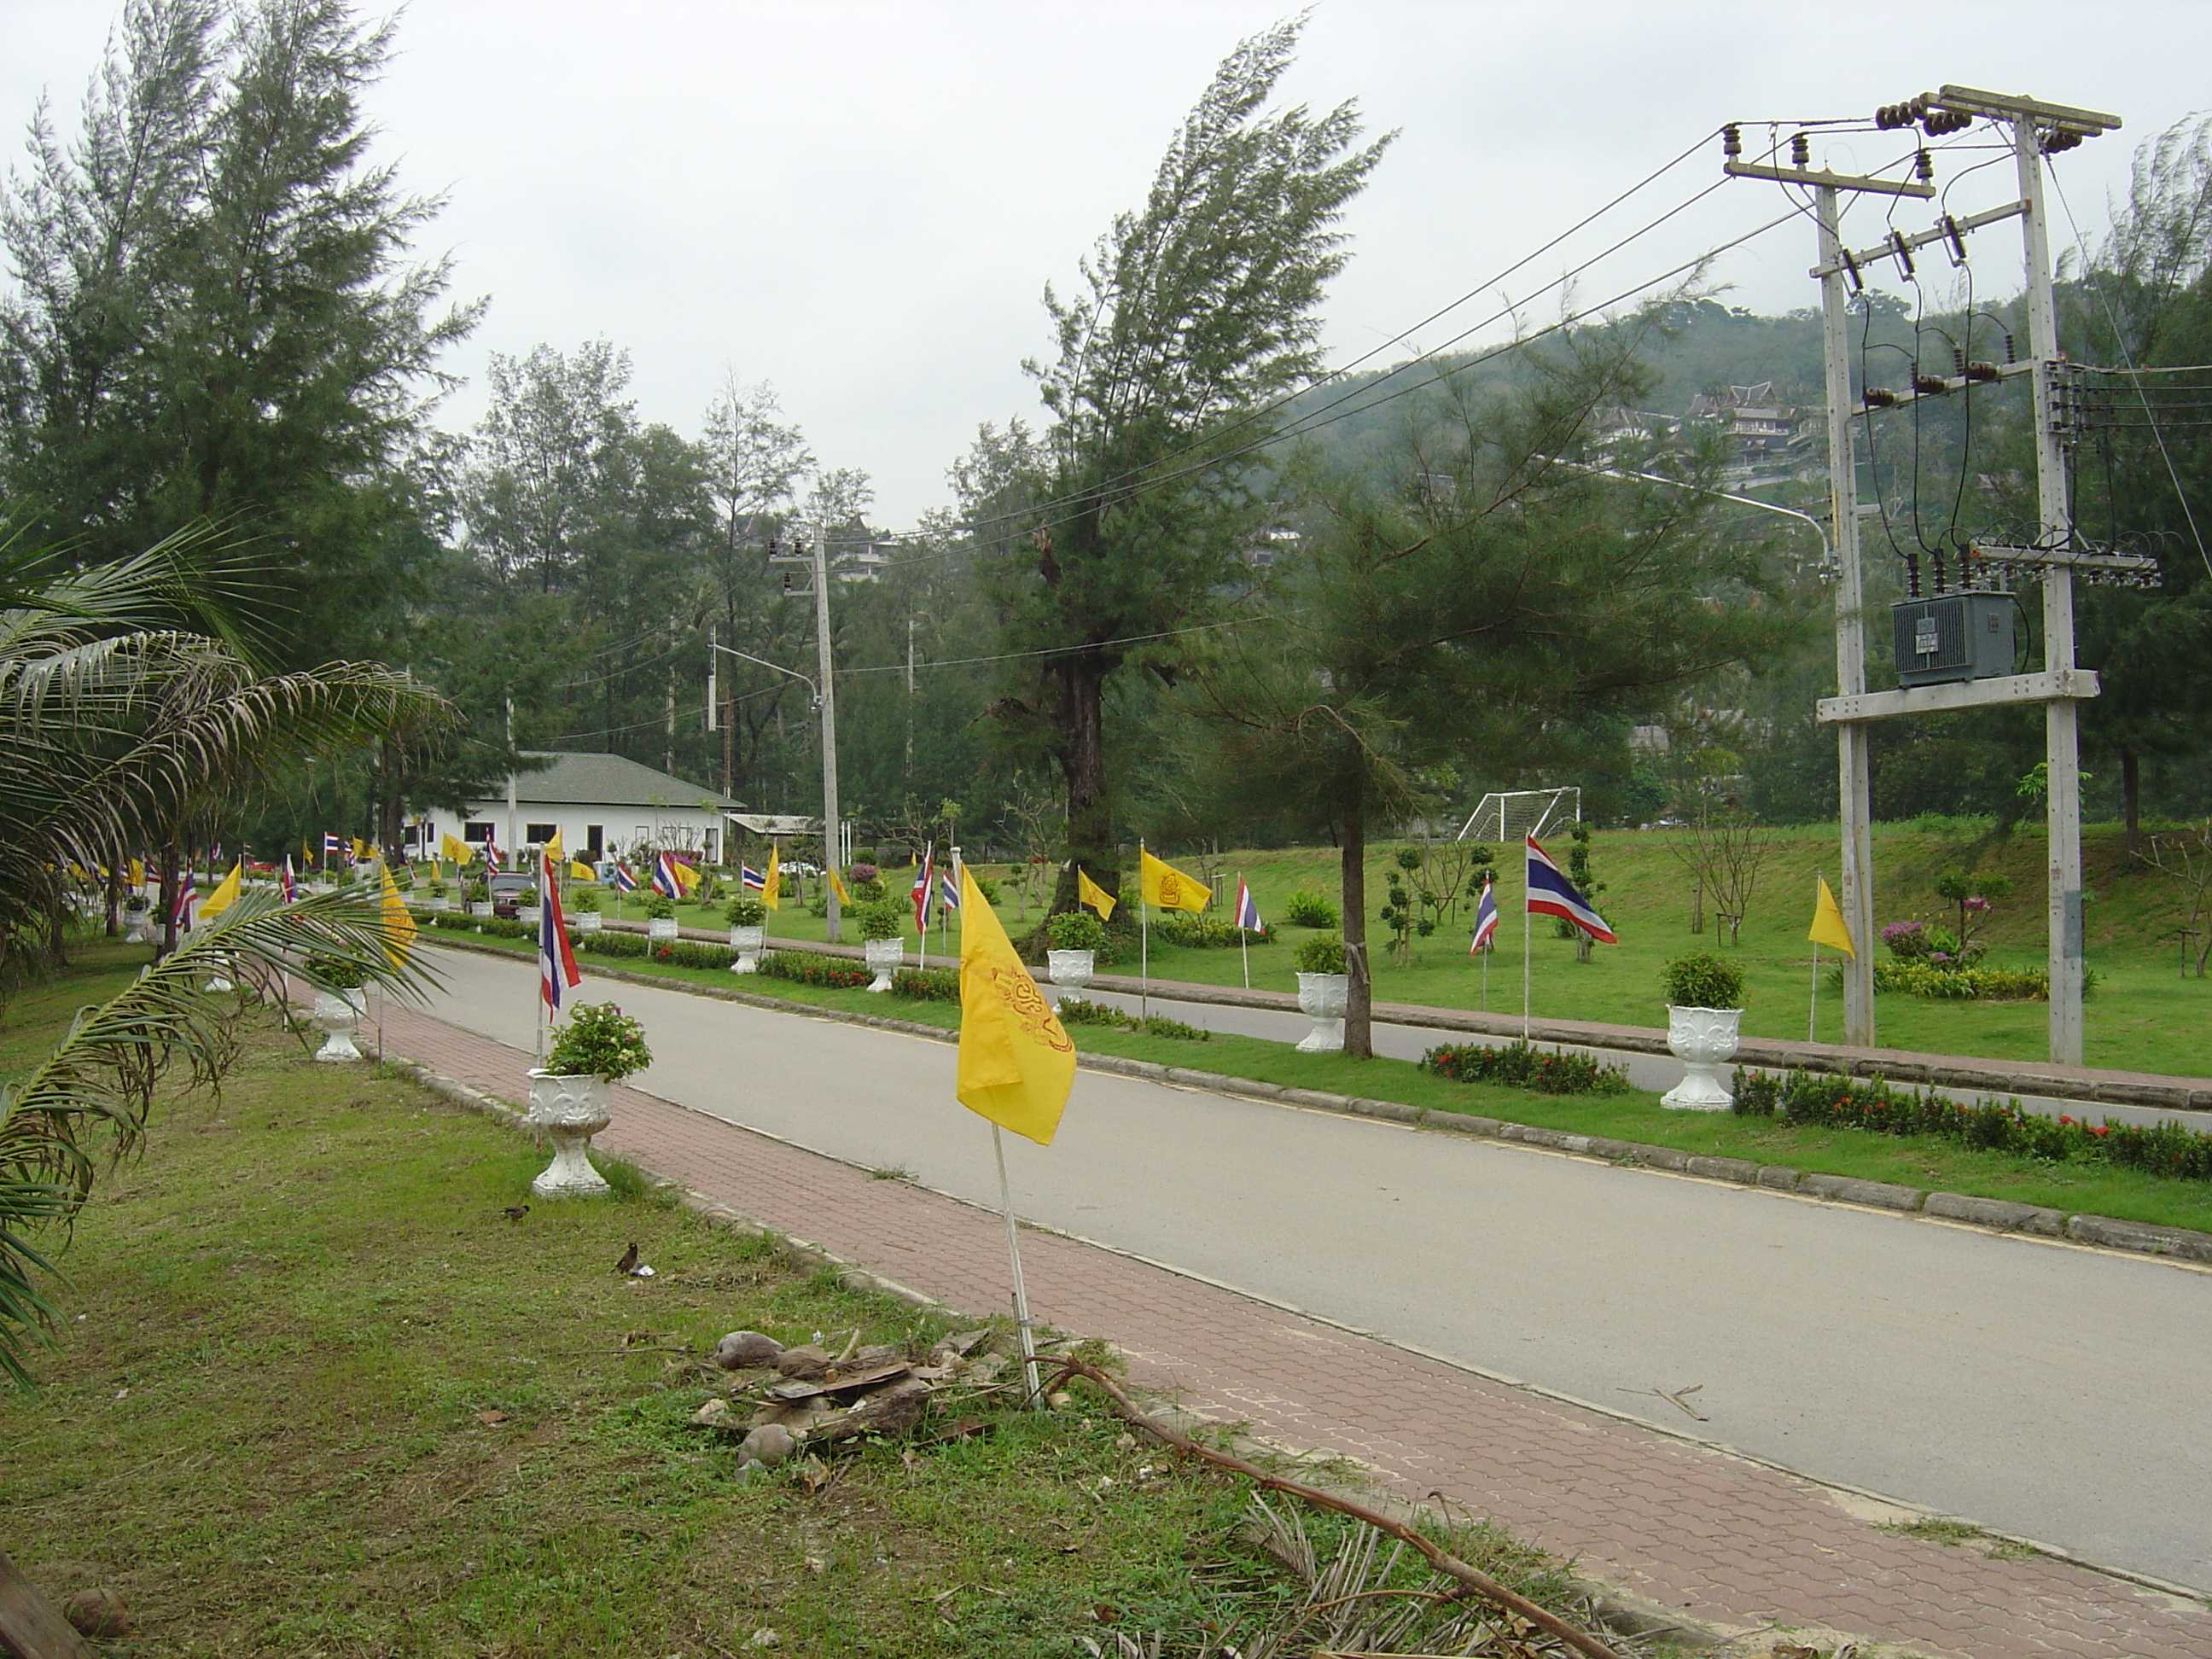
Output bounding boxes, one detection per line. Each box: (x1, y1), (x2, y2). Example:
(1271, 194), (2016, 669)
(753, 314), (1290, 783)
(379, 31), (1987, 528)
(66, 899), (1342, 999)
(956, 864), (1075, 1146)
(762, 844), (781, 912)
(1075, 865), (1118, 921)
(827, 864), (850, 905)
(1808, 876), (1855, 958)
(439, 831), (472, 864)
(672, 858), (701, 894)
(544, 828), (564, 863)
(129, 857), (145, 888)
(351, 836), (369, 863)
(379, 859), (416, 965)
(1138, 847), (1209, 913)
(568, 859), (596, 882)
(200, 861), (243, 919)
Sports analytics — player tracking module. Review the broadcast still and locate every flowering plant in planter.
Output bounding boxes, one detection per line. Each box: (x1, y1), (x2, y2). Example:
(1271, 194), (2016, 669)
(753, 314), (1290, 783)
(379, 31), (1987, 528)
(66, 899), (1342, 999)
(1659, 951), (1744, 1010)
(123, 893), (150, 912)
(1293, 931), (1346, 975)
(304, 952), (370, 991)
(856, 899), (905, 941)
(643, 894), (676, 920)
(515, 885), (539, 908)
(545, 1001), (651, 1082)
(465, 878), (490, 904)
(725, 896), (767, 927)
(1046, 909), (1107, 952)
(568, 886), (601, 913)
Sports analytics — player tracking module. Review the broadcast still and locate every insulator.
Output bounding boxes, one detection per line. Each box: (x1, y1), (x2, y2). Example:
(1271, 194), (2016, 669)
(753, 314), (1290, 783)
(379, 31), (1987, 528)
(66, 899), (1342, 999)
(1722, 123), (1742, 159)
(1913, 374), (1950, 396)
(1791, 132), (1811, 167)
(1944, 214), (1969, 265)
(1965, 361), (2000, 382)
(1953, 346), (1967, 375)
(1875, 102), (1908, 130)
(2004, 332), (2017, 364)
(1915, 148), (1935, 183)
(1863, 387), (1900, 409)
(1890, 230), (1916, 280)
(1906, 551), (1923, 597)
(1930, 547), (1948, 593)
(1841, 247), (1865, 293)
(2042, 127), (2084, 154)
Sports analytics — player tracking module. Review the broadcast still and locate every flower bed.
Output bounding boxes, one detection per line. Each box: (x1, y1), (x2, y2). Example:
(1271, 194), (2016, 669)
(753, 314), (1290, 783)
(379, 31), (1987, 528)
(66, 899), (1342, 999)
(1733, 1070), (2212, 1182)
(1871, 961), (2083, 1001)
(758, 950), (872, 991)
(1421, 1041), (1631, 1096)
(1150, 911), (1272, 948)
(890, 965), (960, 1002)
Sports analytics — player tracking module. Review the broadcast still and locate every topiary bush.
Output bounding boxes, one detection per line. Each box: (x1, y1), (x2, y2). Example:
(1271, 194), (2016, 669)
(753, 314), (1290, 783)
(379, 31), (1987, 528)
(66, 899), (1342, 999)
(1660, 951), (1745, 1010)
(1046, 909), (1107, 952)
(1284, 888), (1337, 928)
(1293, 931), (1346, 975)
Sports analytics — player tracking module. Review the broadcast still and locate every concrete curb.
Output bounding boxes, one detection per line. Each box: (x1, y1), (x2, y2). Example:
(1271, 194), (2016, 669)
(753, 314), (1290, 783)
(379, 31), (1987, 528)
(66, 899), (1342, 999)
(418, 934), (2212, 1271)
(370, 1042), (1730, 1652)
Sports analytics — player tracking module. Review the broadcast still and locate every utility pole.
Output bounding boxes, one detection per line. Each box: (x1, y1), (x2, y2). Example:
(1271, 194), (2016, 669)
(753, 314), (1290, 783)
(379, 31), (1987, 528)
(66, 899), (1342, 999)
(905, 614), (917, 777)
(1729, 88), (2122, 1066)
(504, 695), (517, 866)
(810, 519), (844, 942)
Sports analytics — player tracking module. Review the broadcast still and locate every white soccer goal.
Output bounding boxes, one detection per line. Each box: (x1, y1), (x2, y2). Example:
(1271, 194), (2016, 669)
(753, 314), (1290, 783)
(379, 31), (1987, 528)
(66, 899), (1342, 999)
(1456, 788), (1580, 844)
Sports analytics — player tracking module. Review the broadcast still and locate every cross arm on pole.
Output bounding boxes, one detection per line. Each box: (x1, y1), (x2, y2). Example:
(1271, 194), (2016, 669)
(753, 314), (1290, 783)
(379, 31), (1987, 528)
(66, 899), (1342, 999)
(708, 641), (818, 706)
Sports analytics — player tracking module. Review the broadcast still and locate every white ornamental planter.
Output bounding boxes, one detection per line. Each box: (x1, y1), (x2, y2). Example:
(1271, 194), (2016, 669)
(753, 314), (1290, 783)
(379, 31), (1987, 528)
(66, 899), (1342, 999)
(1661, 1005), (1743, 1110)
(469, 900), (494, 918)
(426, 894), (450, 912)
(1295, 972), (1349, 1053)
(647, 916), (679, 941)
(124, 909), (152, 944)
(574, 911), (603, 934)
(1046, 948), (1095, 1005)
(516, 905), (543, 929)
(863, 935), (903, 992)
(728, 924), (765, 973)
(311, 988), (367, 1063)
(527, 1070), (613, 1197)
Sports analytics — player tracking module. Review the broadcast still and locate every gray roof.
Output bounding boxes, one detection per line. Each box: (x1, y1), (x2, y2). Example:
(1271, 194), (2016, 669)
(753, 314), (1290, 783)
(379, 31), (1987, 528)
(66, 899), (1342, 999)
(489, 751), (742, 812)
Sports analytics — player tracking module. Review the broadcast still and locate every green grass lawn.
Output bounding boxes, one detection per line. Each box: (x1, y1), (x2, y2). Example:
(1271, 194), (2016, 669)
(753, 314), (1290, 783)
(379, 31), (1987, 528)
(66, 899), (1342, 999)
(0, 962), (1586, 1656)
(422, 929), (2212, 1236)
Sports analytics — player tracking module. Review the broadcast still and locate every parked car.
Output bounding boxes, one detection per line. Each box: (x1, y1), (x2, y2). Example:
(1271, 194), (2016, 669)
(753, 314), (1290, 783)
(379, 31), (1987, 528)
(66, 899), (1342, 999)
(488, 869), (535, 918)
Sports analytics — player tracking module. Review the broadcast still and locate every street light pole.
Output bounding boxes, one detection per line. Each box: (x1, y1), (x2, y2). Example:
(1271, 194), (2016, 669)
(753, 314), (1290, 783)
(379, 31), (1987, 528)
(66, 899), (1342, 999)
(809, 520), (843, 942)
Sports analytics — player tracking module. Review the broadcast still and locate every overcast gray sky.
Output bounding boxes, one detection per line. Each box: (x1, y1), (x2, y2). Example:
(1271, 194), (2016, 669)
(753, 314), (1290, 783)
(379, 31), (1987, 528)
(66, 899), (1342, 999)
(5, 2), (2205, 524)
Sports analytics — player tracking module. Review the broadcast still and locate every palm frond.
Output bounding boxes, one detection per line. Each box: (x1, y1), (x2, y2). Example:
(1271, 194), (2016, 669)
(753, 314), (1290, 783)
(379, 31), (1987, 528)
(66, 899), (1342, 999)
(0, 888), (440, 1387)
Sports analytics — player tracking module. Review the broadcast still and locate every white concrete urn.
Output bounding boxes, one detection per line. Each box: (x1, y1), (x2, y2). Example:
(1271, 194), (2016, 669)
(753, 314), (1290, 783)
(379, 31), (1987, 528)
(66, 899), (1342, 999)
(468, 899), (494, 918)
(425, 894), (450, 912)
(527, 1069), (613, 1197)
(123, 905), (153, 944)
(863, 935), (903, 992)
(647, 915), (679, 942)
(728, 924), (765, 973)
(516, 905), (542, 930)
(573, 910), (603, 934)
(1295, 972), (1349, 1053)
(1661, 1006), (1743, 1110)
(1045, 948), (1095, 1005)
(311, 988), (367, 1062)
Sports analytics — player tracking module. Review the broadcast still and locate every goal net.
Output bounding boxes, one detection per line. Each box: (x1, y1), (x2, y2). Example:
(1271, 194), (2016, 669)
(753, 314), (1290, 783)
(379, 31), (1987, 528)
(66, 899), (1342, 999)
(1457, 788), (1580, 845)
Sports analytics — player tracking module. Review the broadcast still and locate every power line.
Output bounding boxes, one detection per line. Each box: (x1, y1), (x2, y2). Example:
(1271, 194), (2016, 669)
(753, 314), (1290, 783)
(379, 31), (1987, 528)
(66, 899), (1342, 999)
(835, 611), (1278, 677)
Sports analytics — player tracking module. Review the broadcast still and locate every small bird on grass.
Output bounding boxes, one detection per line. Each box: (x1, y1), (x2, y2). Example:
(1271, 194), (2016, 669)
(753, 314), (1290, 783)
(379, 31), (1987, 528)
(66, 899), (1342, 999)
(614, 1242), (638, 1275)
(502, 1205), (529, 1222)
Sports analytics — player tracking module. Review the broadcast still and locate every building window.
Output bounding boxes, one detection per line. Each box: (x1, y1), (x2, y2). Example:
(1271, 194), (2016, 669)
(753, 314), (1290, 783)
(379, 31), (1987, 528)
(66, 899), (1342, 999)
(527, 823), (556, 846)
(585, 824), (604, 859)
(464, 823), (492, 844)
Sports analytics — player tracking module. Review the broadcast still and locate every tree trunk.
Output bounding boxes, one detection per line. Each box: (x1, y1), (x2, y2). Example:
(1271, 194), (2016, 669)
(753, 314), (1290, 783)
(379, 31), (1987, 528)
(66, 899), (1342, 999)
(1342, 784), (1371, 1060)
(2122, 748), (2142, 858)
(104, 852), (123, 938)
(1048, 650), (1117, 914)
(159, 841), (180, 958)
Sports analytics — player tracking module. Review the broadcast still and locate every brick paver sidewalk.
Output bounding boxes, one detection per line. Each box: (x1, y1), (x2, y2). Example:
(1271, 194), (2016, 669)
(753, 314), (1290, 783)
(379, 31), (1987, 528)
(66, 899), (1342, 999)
(376, 1000), (2210, 1659)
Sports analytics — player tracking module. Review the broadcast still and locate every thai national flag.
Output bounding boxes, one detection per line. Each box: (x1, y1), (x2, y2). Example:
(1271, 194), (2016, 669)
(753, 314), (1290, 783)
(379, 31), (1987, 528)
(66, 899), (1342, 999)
(172, 870), (197, 932)
(1470, 876), (1498, 953)
(609, 862), (638, 894)
(1233, 878), (1262, 932)
(937, 867), (961, 912)
(910, 850), (934, 932)
(651, 852), (683, 899)
(281, 856), (299, 903)
(1524, 835), (1615, 945)
(739, 863), (765, 892)
(323, 832), (341, 859)
(539, 855), (581, 1010)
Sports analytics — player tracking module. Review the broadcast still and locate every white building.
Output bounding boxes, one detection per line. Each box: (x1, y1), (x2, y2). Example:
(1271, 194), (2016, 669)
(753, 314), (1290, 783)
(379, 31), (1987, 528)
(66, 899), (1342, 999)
(422, 751), (742, 867)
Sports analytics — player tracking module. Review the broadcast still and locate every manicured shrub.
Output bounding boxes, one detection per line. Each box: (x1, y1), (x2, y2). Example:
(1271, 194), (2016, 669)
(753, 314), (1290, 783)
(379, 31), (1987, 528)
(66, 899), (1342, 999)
(1152, 911), (1270, 948)
(891, 965), (960, 1002)
(759, 950), (872, 990)
(1138, 1013), (1208, 1041)
(1293, 931), (1345, 975)
(1053, 997), (1120, 1026)
(1659, 951), (1745, 1010)
(546, 1001), (650, 1081)
(1046, 910), (1107, 952)
(1423, 1041), (1631, 1096)
(725, 896), (767, 927)
(856, 899), (905, 941)
(1284, 888), (1337, 928)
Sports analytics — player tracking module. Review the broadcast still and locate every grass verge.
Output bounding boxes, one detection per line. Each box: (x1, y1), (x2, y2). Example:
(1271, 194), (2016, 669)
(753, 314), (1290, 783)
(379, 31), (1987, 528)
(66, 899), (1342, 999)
(0, 971), (1590, 1656)
(421, 932), (2212, 1235)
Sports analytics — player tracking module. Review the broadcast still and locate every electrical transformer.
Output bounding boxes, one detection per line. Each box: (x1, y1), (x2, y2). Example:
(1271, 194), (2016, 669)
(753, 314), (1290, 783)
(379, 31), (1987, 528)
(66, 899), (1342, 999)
(1891, 592), (2016, 686)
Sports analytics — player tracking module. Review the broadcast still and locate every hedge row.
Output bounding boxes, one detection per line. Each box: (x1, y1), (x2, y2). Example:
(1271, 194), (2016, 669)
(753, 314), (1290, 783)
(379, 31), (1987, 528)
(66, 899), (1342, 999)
(1150, 911), (1272, 949)
(1733, 1069), (2212, 1182)
(1422, 1040), (1633, 1097)
(759, 950), (873, 991)
(890, 965), (960, 1002)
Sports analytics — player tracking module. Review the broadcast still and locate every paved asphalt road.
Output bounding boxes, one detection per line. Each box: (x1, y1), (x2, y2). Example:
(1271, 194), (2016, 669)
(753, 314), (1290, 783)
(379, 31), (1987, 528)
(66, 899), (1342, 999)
(407, 946), (2212, 1591)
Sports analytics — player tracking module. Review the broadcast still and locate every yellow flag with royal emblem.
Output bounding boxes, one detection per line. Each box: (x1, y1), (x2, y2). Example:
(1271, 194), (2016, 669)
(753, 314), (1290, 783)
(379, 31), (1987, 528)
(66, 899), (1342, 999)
(379, 859), (416, 965)
(439, 831), (472, 864)
(1076, 865), (1117, 922)
(199, 861), (243, 919)
(128, 857), (145, 888)
(544, 828), (564, 863)
(956, 864), (1075, 1146)
(568, 859), (596, 882)
(1807, 875), (1855, 958)
(1138, 847), (1209, 913)
(827, 864), (850, 905)
(762, 844), (781, 911)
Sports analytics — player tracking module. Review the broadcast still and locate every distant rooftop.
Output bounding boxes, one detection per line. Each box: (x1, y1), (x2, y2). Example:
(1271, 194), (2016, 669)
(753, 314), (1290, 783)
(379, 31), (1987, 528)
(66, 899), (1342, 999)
(485, 751), (742, 811)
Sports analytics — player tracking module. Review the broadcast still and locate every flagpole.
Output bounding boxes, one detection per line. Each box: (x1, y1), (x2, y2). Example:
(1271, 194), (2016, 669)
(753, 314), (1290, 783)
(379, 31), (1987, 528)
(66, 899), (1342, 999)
(1808, 870), (1821, 1043)
(1138, 841), (1150, 1022)
(1521, 859), (1532, 1042)
(1237, 869), (1249, 991)
(992, 1123), (1044, 1411)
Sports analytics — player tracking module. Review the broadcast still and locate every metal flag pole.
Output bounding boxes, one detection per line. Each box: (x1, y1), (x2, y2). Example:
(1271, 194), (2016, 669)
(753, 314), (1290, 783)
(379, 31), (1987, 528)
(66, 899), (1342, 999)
(534, 853), (548, 1068)
(1237, 870), (1250, 991)
(1808, 870), (1822, 1044)
(1521, 858), (1533, 1042)
(992, 1122), (1044, 1411)
(1139, 841), (1150, 1020)
(1481, 935), (1489, 1011)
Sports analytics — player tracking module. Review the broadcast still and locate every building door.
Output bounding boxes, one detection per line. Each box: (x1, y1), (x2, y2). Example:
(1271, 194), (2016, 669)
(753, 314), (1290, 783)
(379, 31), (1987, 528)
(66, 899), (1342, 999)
(585, 824), (604, 859)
